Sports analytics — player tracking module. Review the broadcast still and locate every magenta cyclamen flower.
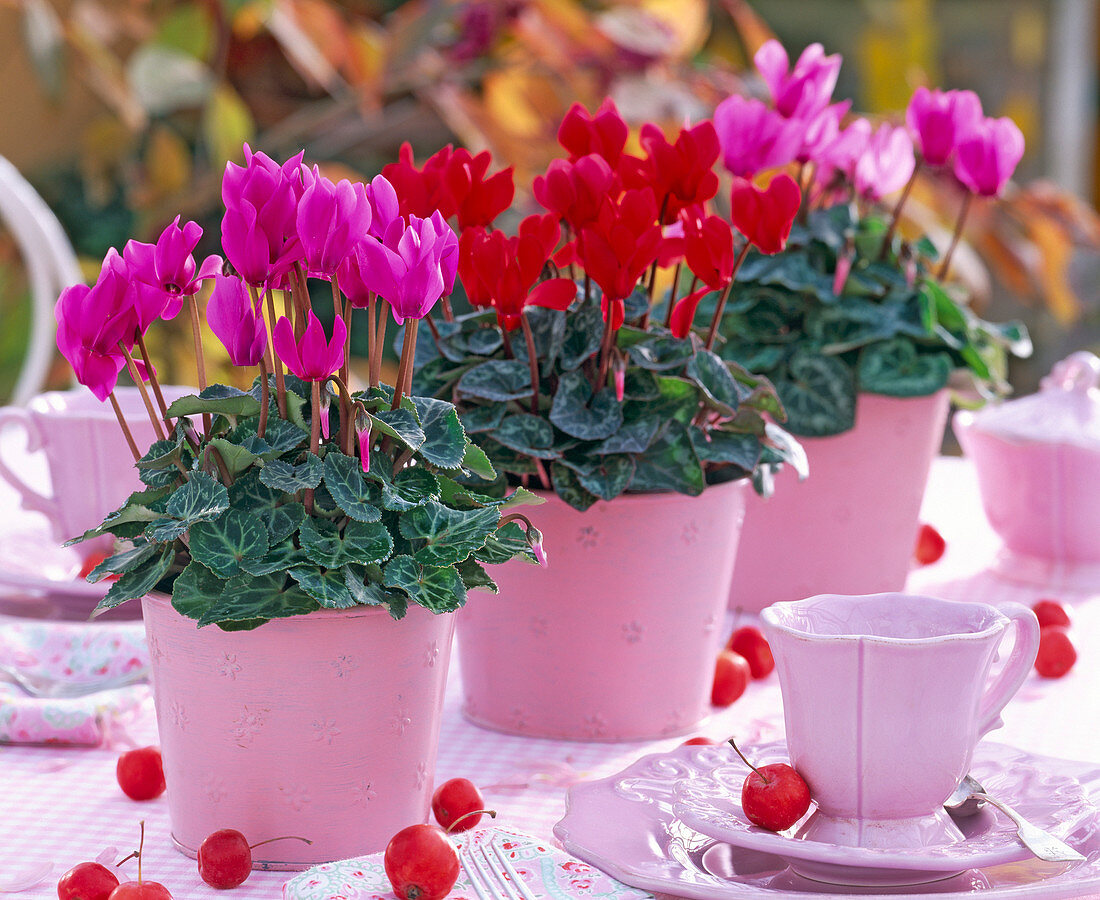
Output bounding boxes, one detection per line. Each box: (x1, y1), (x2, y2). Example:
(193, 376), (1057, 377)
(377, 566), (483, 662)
(755, 39), (842, 120)
(124, 217), (222, 319)
(813, 117), (872, 188)
(798, 101), (850, 164)
(206, 274), (268, 368)
(365, 174), (402, 240)
(906, 87), (983, 167)
(713, 95), (804, 178)
(54, 254), (143, 400)
(297, 167), (373, 278)
(359, 211), (459, 325)
(273, 311), (346, 382)
(853, 124), (915, 202)
(953, 117), (1025, 197)
(222, 145), (306, 286)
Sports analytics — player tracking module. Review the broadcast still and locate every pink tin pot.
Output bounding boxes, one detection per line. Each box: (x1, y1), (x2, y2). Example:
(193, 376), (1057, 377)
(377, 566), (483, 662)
(956, 351), (1100, 589)
(729, 391), (949, 613)
(456, 479), (748, 742)
(141, 594), (455, 869)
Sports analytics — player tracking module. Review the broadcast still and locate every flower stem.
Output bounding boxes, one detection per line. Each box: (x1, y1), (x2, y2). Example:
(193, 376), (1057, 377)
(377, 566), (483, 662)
(293, 263), (311, 338)
(520, 313), (540, 415)
(185, 293), (211, 435)
(938, 191), (973, 282)
(108, 391), (141, 462)
(258, 356), (270, 439)
(119, 343), (167, 442)
(879, 158), (922, 260)
(373, 300), (391, 388)
(305, 380), (320, 514)
(392, 320), (419, 410)
(367, 293), (377, 387)
(704, 243), (751, 352)
(263, 287), (287, 418)
(596, 305), (617, 389)
(135, 332), (171, 432)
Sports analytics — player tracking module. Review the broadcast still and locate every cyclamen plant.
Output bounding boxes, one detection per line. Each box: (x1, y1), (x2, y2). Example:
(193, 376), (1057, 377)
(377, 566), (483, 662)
(396, 107), (808, 512)
(56, 147), (543, 629)
(705, 41), (1031, 436)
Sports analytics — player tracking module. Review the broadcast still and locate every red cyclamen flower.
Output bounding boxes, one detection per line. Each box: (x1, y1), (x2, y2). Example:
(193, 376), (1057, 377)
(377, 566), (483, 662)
(578, 189), (663, 326)
(273, 311), (347, 382)
(460, 214), (576, 331)
(637, 121), (721, 222)
(683, 214), (736, 291)
(533, 155), (618, 231)
(445, 148), (515, 230)
(206, 274), (268, 368)
(557, 99), (630, 166)
(730, 174), (802, 255)
(382, 143), (457, 220)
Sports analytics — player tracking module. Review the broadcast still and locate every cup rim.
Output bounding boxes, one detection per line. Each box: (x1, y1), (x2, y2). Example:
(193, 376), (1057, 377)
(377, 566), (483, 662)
(26, 386), (191, 419)
(761, 592), (1007, 645)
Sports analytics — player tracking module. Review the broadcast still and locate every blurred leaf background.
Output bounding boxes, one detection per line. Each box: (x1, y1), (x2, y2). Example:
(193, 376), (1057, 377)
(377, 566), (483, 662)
(0, 0), (1098, 402)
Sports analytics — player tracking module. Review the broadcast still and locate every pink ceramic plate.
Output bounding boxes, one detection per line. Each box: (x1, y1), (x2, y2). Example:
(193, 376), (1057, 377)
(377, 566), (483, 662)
(672, 742), (1081, 885)
(554, 742), (1100, 899)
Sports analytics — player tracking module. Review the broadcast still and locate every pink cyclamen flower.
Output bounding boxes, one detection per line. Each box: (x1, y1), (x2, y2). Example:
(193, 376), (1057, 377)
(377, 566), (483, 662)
(296, 167), (373, 278)
(754, 40), (842, 120)
(221, 145), (306, 286)
(359, 211), (459, 325)
(713, 95), (804, 178)
(906, 87), (983, 168)
(356, 418), (372, 474)
(273, 311), (347, 382)
(124, 217), (222, 320)
(814, 117), (872, 186)
(205, 274), (268, 367)
(528, 525), (548, 567)
(953, 116), (1025, 197)
(798, 100), (851, 164)
(853, 124), (915, 202)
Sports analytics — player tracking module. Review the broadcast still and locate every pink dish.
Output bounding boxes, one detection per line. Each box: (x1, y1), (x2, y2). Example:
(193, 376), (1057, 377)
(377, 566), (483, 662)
(555, 741), (1100, 899)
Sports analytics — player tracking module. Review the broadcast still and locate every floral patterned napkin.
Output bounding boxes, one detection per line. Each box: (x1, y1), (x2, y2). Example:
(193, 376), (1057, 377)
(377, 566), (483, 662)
(282, 826), (655, 899)
(0, 618), (149, 745)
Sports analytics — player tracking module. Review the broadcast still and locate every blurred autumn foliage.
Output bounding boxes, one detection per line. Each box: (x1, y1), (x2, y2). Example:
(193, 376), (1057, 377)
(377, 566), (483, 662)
(0, 0), (1098, 396)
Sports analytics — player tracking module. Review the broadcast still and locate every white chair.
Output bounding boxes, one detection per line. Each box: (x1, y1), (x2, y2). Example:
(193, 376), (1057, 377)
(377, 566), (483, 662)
(0, 155), (82, 405)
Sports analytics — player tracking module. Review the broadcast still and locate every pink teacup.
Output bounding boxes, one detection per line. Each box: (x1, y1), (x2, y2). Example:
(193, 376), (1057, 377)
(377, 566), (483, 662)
(0, 387), (186, 557)
(761, 593), (1039, 851)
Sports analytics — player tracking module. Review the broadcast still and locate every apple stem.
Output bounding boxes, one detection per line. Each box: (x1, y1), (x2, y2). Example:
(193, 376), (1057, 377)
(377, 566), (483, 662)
(729, 738), (770, 785)
(249, 835), (314, 850)
(446, 809), (497, 835)
(137, 820), (145, 883)
(115, 851), (138, 868)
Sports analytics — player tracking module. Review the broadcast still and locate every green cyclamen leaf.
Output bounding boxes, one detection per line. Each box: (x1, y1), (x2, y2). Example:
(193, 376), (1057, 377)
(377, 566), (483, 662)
(493, 414), (560, 459)
(630, 424), (705, 496)
(548, 461), (599, 512)
(190, 509), (270, 577)
(686, 350), (743, 416)
(456, 360), (533, 401)
(165, 385), (261, 419)
(164, 471), (230, 527)
(399, 501), (501, 567)
(344, 564), (409, 619)
(775, 350), (857, 438)
(549, 371), (623, 441)
(197, 574), (319, 627)
(410, 396), (467, 469)
(170, 561), (226, 620)
(857, 339), (953, 397)
(322, 453), (382, 523)
(259, 454), (323, 492)
(268, 502), (307, 544)
(383, 555), (467, 613)
(475, 521), (539, 565)
(561, 455), (635, 502)
(94, 546), (175, 613)
(369, 408), (425, 452)
(86, 541), (158, 583)
(289, 565), (357, 609)
(376, 466), (440, 512)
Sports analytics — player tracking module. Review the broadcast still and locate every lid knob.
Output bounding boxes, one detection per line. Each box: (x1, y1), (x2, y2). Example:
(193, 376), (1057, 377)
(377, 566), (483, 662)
(1040, 351), (1100, 394)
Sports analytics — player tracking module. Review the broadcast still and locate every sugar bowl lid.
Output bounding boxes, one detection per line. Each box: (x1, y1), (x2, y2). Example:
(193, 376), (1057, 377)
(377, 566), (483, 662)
(965, 351), (1100, 449)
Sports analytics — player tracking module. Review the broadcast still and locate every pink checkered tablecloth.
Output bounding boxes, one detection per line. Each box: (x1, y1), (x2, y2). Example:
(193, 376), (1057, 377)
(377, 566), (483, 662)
(0, 454), (1096, 897)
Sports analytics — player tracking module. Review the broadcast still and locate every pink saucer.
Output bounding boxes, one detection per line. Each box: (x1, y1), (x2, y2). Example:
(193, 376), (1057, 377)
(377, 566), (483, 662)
(555, 741), (1100, 899)
(0, 525), (136, 620)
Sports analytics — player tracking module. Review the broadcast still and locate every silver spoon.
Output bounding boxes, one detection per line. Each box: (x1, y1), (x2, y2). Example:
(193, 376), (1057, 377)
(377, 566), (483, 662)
(945, 774), (1085, 863)
(0, 664), (149, 699)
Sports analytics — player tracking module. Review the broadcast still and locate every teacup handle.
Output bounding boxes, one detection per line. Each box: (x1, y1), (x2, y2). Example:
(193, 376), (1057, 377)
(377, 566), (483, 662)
(977, 602), (1041, 737)
(0, 406), (58, 523)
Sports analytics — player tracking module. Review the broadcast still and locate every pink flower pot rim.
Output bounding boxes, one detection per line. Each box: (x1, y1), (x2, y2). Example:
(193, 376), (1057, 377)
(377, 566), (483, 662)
(521, 481), (748, 506)
(762, 592), (1017, 646)
(146, 592), (414, 625)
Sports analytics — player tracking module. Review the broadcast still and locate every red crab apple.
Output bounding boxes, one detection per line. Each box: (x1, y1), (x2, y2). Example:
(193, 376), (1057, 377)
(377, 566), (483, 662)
(726, 627), (774, 679)
(712, 651), (751, 706)
(57, 861), (119, 900)
(682, 736), (715, 746)
(730, 739), (812, 831)
(1035, 626), (1077, 679)
(914, 523), (946, 565)
(198, 830), (314, 889)
(116, 747), (165, 801)
(108, 822), (172, 899)
(385, 809), (497, 900)
(1032, 599), (1071, 630)
(432, 778), (484, 832)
